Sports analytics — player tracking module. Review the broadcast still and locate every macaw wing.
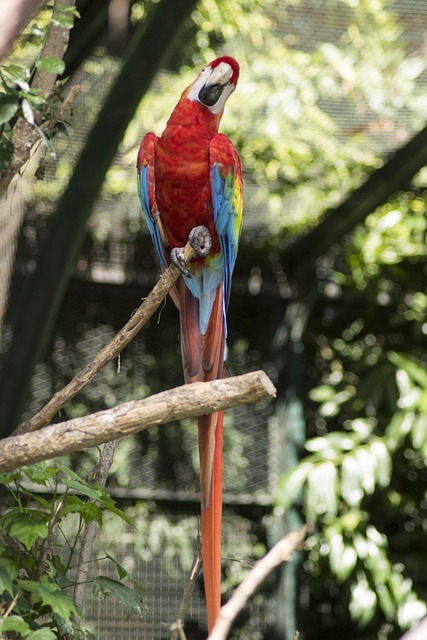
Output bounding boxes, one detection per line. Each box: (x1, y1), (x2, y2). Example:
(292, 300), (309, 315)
(137, 132), (170, 272)
(209, 133), (243, 312)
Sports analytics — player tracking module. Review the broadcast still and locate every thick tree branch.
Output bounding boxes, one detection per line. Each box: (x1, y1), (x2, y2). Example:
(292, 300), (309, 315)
(0, 370), (276, 473)
(14, 242), (195, 436)
(208, 527), (306, 640)
(399, 618), (427, 640)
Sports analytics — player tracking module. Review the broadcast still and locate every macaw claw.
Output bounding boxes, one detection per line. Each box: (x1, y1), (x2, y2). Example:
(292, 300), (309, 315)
(170, 247), (191, 277)
(170, 226), (212, 277)
(189, 225), (212, 258)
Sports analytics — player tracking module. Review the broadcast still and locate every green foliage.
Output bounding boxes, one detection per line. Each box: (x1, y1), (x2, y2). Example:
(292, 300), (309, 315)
(0, 4), (79, 173)
(93, 576), (146, 619)
(0, 462), (145, 639)
(277, 340), (427, 634)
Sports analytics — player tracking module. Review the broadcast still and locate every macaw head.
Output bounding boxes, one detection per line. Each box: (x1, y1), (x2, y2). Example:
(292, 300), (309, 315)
(188, 56), (240, 115)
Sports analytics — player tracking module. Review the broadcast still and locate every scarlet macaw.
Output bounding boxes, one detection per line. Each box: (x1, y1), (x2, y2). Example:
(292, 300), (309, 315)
(137, 56), (243, 632)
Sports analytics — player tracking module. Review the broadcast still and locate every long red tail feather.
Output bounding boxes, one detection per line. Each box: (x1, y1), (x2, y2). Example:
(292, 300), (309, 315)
(199, 410), (223, 633)
(179, 281), (225, 631)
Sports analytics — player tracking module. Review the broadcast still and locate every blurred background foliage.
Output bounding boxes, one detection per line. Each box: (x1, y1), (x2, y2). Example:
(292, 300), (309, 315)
(0, 0), (427, 638)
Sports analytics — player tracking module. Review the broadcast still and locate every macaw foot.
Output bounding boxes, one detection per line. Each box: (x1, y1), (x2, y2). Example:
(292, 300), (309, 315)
(188, 225), (212, 258)
(170, 247), (191, 277)
(170, 226), (213, 278)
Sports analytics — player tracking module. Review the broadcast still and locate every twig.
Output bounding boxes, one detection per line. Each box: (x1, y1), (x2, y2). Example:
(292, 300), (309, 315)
(208, 527), (306, 640)
(73, 440), (117, 610)
(399, 618), (427, 640)
(171, 536), (203, 640)
(3, 589), (20, 617)
(33, 495), (66, 582)
(0, 370), (276, 473)
(14, 242), (195, 436)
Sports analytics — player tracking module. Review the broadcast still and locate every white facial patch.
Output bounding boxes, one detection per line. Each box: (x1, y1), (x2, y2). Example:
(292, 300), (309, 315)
(188, 62), (235, 114)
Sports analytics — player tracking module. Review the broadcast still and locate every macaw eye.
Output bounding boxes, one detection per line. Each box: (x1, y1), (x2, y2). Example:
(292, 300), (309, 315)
(198, 83), (225, 107)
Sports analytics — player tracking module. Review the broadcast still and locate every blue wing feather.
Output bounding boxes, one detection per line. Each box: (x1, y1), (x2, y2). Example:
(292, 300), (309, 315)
(138, 166), (167, 271)
(186, 134), (243, 340)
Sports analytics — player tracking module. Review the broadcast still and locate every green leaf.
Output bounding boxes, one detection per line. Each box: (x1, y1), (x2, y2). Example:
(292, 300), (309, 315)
(2, 64), (30, 85)
(36, 57), (66, 75)
(388, 351), (427, 387)
(0, 471), (15, 485)
(370, 440), (392, 486)
(341, 453), (364, 506)
(385, 411), (414, 450)
(328, 532), (357, 581)
(51, 13), (75, 29)
(93, 576), (147, 619)
(17, 577), (79, 621)
(0, 556), (19, 581)
(96, 492), (134, 527)
(22, 463), (57, 485)
(276, 461), (313, 510)
(26, 629), (58, 640)
(7, 512), (48, 550)
(0, 93), (18, 124)
(0, 566), (14, 596)
(61, 477), (104, 501)
(105, 553), (143, 591)
(306, 431), (357, 455)
(0, 615), (30, 634)
(349, 574), (377, 626)
(306, 461), (337, 520)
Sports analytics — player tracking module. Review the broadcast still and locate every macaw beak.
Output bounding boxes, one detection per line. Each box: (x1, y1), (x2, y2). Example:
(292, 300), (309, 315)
(198, 63), (234, 107)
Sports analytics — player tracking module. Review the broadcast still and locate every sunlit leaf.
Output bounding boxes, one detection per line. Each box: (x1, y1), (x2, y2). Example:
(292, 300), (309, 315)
(385, 411), (414, 451)
(349, 575), (377, 626)
(276, 461), (313, 510)
(306, 461), (337, 520)
(341, 453), (363, 507)
(36, 57), (66, 75)
(388, 352), (427, 388)
(2, 64), (30, 84)
(370, 440), (392, 486)
(328, 532), (357, 581)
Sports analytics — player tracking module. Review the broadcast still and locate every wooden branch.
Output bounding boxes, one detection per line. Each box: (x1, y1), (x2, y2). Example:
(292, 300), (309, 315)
(171, 536), (203, 640)
(14, 242), (195, 436)
(0, 371), (276, 473)
(399, 618), (427, 640)
(208, 527), (306, 640)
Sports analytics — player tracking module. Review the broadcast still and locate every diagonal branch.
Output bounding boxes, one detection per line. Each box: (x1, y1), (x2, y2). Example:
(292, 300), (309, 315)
(13, 242), (195, 436)
(171, 536), (203, 640)
(208, 527), (307, 640)
(0, 370), (276, 473)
